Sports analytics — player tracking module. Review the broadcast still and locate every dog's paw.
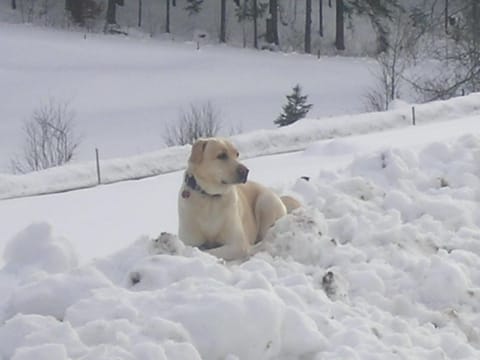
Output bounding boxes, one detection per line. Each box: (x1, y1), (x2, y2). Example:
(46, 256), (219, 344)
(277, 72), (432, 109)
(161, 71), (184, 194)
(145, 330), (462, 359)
(149, 232), (184, 255)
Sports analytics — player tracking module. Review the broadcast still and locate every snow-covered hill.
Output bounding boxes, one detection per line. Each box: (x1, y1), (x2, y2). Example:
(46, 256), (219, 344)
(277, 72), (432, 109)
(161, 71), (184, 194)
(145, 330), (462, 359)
(1, 98), (480, 358)
(0, 22), (376, 173)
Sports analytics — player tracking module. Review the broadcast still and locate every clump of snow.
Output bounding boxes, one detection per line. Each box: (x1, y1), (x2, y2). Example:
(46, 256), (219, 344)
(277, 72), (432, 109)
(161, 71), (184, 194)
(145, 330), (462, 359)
(4, 266), (112, 321)
(388, 98), (411, 110)
(3, 222), (78, 275)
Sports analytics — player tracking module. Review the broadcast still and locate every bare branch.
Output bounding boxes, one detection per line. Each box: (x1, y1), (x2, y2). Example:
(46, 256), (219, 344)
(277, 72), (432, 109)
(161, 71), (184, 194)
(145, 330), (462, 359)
(10, 99), (81, 174)
(163, 102), (224, 146)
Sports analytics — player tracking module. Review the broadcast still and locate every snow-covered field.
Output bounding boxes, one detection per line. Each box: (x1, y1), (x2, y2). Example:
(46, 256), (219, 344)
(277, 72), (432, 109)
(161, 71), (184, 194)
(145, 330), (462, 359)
(1, 93), (480, 358)
(0, 22), (375, 173)
(2, 19), (480, 360)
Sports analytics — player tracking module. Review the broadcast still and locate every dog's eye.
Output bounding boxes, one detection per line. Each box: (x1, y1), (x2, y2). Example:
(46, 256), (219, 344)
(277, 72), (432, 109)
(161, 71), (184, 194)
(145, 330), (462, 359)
(236, 152), (239, 158)
(217, 152), (228, 160)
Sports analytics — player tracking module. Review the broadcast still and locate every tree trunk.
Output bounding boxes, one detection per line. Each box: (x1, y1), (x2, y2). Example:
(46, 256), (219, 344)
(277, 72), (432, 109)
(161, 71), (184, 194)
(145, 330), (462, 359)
(305, 0), (312, 53)
(138, 0), (142, 27)
(472, 0), (480, 54)
(220, 0), (227, 42)
(266, 0), (279, 45)
(253, 0), (258, 48)
(335, 0), (345, 50)
(319, 0), (323, 36)
(11, 0), (16, 10)
(106, 0), (117, 25)
(166, 0), (171, 33)
(444, 0), (449, 34)
(242, 0), (247, 47)
(66, 0), (83, 25)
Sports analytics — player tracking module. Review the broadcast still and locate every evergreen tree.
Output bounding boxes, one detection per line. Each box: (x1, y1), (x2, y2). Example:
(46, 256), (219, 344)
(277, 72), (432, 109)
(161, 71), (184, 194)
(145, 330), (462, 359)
(274, 85), (313, 127)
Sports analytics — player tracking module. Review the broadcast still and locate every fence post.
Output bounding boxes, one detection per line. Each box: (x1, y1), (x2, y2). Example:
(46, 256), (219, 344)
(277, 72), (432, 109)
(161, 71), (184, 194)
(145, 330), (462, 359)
(412, 106), (416, 126)
(95, 148), (101, 185)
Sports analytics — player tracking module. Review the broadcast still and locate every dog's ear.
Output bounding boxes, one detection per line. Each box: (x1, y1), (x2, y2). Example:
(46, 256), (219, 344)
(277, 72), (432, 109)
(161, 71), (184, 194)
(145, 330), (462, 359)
(189, 139), (208, 164)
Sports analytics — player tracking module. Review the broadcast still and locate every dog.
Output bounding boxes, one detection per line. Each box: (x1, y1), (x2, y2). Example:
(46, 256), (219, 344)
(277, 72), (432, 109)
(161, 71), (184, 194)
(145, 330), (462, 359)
(178, 137), (300, 260)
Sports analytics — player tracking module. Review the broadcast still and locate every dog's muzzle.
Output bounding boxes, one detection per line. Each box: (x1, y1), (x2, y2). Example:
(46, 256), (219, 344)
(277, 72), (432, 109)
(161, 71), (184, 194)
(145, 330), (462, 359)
(236, 164), (249, 183)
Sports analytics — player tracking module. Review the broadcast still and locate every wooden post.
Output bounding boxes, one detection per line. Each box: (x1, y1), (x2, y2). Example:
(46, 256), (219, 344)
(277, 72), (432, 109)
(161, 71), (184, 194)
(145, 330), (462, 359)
(95, 148), (101, 184)
(412, 106), (416, 126)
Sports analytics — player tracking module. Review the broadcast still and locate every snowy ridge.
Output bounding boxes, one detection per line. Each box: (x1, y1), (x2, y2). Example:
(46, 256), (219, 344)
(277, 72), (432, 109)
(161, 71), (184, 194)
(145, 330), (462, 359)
(1, 93), (480, 200)
(1, 133), (480, 359)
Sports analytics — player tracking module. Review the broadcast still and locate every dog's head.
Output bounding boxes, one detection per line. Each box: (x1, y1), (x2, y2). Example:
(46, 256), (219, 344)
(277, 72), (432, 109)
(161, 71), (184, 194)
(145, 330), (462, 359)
(187, 138), (249, 195)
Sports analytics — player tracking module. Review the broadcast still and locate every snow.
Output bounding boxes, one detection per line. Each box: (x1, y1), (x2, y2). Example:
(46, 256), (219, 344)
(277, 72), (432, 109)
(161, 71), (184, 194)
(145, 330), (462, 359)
(0, 22), (377, 174)
(1, 113), (480, 358)
(2, 20), (480, 360)
(2, 92), (480, 200)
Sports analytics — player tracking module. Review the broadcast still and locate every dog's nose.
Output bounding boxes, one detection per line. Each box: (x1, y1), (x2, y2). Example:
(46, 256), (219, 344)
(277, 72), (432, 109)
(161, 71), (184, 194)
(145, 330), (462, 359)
(237, 165), (249, 183)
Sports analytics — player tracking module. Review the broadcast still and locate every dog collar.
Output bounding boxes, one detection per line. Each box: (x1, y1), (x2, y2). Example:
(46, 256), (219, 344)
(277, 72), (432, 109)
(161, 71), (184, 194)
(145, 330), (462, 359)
(184, 173), (222, 198)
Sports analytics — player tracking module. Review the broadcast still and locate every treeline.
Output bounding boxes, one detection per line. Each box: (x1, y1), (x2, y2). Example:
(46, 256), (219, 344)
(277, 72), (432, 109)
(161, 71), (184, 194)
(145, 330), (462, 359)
(365, 0), (480, 108)
(7, 0), (480, 88)
(7, 0), (412, 55)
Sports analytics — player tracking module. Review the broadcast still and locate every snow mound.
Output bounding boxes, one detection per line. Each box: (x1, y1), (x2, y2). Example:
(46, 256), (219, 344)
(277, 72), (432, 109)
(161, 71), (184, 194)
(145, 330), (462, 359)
(2, 134), (480, 358)
(3, 222), (78, 275)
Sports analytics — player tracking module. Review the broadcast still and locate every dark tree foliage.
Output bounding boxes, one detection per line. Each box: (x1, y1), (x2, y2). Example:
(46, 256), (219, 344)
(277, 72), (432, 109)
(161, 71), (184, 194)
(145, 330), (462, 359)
(66, 0), (103, 26)
(347, 0), (402, 53)
(275, 85), (313, 127)
(234, 0), (268, 21)
(185, 0), (204, 15)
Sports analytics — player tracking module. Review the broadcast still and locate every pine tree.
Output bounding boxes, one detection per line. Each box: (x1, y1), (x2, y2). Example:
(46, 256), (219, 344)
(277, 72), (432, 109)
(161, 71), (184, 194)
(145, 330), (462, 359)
(274, 85), (313, 127)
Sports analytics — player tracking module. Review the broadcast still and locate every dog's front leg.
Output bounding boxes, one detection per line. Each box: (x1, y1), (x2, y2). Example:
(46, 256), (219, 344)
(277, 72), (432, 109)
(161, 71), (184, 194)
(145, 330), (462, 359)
(206, 233), (250, 261)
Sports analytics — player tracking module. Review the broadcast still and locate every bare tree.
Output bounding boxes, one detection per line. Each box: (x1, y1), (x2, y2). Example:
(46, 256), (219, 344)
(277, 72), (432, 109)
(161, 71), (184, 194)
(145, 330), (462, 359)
(163, 102), (223, 146)
(411, 0), (480, 100)
(364, 9), (419, 111)
(11, 99), (81, 174)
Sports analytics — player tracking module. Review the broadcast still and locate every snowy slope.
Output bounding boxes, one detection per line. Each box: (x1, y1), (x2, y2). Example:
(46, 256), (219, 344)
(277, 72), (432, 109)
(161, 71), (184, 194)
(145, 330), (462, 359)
(0, 22), (376, 173)
(0, 105), (480, 358)
(2, 92), (480, 200)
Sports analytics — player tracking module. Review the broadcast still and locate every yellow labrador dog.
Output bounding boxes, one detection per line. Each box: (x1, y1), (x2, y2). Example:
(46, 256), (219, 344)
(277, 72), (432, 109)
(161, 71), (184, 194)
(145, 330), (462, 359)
(178, 137), (300, 260)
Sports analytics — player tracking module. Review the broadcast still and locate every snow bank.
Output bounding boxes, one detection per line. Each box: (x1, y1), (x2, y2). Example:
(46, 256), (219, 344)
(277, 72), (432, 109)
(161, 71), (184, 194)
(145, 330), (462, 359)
(2, 93), (480, 200)
(3, 223), (77, 275)
(1, 134), (480, 359)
